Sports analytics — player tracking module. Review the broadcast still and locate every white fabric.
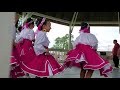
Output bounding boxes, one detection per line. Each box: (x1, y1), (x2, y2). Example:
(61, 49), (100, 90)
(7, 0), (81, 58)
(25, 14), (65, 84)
(15, 28), (35, 43)
(48, 64), (53, 76)
(16, 33), (20, 39)
(73, 32), (98, 49)
(34, 31), (50, 56)
(75, 54), (86, 63)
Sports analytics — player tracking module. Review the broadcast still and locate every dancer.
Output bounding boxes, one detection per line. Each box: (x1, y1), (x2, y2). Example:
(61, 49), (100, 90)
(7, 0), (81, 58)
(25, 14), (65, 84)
(15, 18), (35, 78)
(64, 22), (113, 78)
(20, 17), (65, 78)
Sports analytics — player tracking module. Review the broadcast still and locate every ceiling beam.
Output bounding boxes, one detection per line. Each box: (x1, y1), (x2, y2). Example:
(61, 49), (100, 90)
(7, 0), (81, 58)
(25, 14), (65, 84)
(75, 21), (119, 26)
(23, 12), (119, 26)
(32, 12), (70, 25)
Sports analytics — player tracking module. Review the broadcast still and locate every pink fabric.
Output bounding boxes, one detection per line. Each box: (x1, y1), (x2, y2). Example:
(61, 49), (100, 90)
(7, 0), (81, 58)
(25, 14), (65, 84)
(21, 54), (65, 77)
(21, 19), (34, 31)
(37, 25), (41, 31)
(25, 23), (29, 28)
(10, 65), (25, 78)
(35, 18), (46, 34)
(16, 38), (64, 77)
(16, 39), (35, 63)
(38, 18), (46, 31)
(10, 47), (25, 78)
(10, 47), (20, 65)
(79, 27), (90, 33)
(64, 44), (113, 77)
(21, 23), (28, 31)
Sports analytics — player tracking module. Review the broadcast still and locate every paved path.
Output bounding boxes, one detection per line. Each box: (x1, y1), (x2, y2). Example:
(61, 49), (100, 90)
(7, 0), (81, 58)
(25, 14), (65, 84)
(51, 67), (120, 78)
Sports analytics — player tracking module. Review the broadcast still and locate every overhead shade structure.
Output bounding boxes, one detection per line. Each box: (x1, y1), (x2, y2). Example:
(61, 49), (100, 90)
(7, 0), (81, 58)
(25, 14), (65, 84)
(17, 12), (119, 51)
(18, 12), (118, 26)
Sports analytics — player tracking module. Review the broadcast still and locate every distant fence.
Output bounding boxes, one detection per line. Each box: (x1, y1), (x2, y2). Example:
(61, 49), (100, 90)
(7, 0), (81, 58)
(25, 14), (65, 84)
(49, 49), (68, 63)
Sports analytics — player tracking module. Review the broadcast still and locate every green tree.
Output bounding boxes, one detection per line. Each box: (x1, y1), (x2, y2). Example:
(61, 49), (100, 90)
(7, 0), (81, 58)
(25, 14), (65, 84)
(52, 34), (74, 49)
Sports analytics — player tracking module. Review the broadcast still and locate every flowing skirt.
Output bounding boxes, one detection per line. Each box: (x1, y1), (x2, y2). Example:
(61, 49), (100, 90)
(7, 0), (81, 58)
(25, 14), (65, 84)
(16, 39), (65, 77)
(10, 46), (25, 78)
(63, 44), (113, 77)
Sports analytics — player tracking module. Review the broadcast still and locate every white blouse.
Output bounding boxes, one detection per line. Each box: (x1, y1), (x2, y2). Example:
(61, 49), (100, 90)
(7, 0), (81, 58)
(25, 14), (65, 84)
(15, 28), (35, 43)
(34, 31), (50, 56)
(73, 32), (98, 49)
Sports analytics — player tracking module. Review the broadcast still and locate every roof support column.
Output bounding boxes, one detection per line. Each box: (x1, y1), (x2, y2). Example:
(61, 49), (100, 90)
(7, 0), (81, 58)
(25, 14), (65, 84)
(68, 12), (78, 50)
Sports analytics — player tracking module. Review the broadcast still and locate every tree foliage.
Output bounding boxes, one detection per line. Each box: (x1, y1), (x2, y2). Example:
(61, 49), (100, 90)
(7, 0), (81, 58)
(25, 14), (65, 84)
(52, 34), (74, 49)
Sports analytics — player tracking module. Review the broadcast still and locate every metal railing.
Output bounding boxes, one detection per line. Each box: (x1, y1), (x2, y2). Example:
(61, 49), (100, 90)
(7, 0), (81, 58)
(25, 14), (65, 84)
(49, 49), (113, 63)
(49, 49), (68, 63)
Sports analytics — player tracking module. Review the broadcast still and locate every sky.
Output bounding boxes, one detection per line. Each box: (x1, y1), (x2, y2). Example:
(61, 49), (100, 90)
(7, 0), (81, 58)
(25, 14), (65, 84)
(33, 22), (120, 51)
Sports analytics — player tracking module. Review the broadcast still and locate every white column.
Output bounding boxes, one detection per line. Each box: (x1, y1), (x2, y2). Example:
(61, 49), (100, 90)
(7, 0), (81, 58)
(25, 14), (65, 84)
(0, 12), (15, 78)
